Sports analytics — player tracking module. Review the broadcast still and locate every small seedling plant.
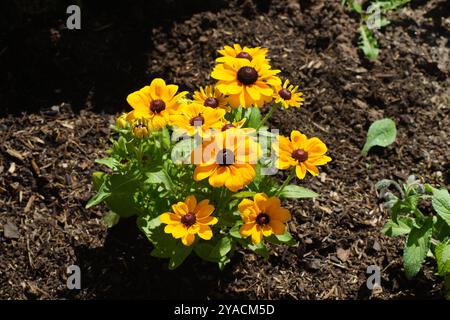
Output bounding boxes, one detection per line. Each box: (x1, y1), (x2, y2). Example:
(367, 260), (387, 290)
(377, 175), (450, 298)
(342, 0), (411, 60)
(87, 44), (332, 269)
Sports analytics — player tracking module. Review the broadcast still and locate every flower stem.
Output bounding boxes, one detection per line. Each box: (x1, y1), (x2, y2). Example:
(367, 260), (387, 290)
(276, 169), (295, 196)
(256, 103), (278, 131)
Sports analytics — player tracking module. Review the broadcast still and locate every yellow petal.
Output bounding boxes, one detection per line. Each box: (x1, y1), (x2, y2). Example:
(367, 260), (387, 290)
(181, 233), (195, 246)
(197, 215), (218, 225)
(254, 193), (269, 212)
(193, 164), (216, 181)
(295, 163), (307, 179)
(261, 224), (273, 237)
(184, 195), (197, 212)
(172, 202), (189, 216)
(251, 226), (263, 244)
(269, 220), (285, 235)
(172, 223), (188, 238)
(197, 225), (213, 240)
(239, 223), (256, 237)
(160, 212), (181, 225)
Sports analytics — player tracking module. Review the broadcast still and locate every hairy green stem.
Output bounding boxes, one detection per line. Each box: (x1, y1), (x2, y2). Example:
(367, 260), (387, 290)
(256, 103), (278, 131)
(276, 169), (295, 196)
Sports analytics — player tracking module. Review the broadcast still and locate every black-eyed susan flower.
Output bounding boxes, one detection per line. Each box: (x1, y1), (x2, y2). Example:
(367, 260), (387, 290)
(273, 79), (304, 109)
(131, 118), (150, 138)
(170, 102), (226, 137)
(238, 193), (291, 244)
(216, 44), (269, 64)
(274, 130), (331, 179)
(211, 56), (281, 108)
(192, 128), (261, 192)
(126, 78), (187, 130)
(160, 195), (218, 246)
(193, 85), (230, 111)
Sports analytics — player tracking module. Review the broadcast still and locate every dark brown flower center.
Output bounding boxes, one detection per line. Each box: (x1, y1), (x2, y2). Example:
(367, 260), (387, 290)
(256, 213), (270, 226)
(279, 88), (292, 100)
(190, 115), (204, 127)
(204, 97), (219, 108)
(221, 123), (235, 131)
(237, 67), (258, 85)
(150, 99), (166, 114)
(181, 212), (196, 227)
(236, 51), (252, 61)
(292, 149), (308, 162)
(216, 148), (234, 166)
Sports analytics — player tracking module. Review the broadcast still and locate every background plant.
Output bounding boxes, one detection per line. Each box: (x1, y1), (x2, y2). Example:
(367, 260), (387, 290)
(342, 0), (411, 60)
(377, 175), (450, 298)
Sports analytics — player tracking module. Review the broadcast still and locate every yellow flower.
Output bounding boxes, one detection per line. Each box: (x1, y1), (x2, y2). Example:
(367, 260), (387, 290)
(273, 79), (304, 109)
(193, 85), (230, 111)
(170, 102), (226, 137)
(275, 130), (331, 179)
(238, 193), (291, 244)
(211, 56), (281, 108)
(220, 118), (247, 131)
(160, 195), (218, 246)
(131, 118), (150, 138)
(126, 78), (187, 130)
(192, 128), (261, 192)
(216, 44), (269, 64)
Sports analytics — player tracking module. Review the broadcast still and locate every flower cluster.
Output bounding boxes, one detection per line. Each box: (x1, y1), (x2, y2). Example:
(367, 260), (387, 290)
(89, 44), (331, 269)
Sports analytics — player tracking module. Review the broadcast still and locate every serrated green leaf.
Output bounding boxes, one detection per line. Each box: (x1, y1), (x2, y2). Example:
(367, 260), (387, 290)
(403, 217), (433, 279)
(194, 237), (232, 263)
(278, 185), (319, 199)
(436, 240), (450, 276)
(245, 107), (261, 128)
(247, 241), (269, 260)
(362, 118), (397, 155)
(95, 157), (118, 170)
(359, 24), (379, 61)
(432, 188), (450, 227)
(230, 221), (244, 239)
(382, 216), (413, 237)
(145, 169), (175, 191)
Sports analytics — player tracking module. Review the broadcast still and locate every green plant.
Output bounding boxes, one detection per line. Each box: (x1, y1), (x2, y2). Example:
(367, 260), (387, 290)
(362, 118), (397, 155)
(86, 44), (333, 270)
(377, 175), (450, 298)
(342, 0), (411, 60)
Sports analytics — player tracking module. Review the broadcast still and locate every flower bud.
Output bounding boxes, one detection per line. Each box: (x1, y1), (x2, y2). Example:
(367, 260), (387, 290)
(116, 113), (129, 129)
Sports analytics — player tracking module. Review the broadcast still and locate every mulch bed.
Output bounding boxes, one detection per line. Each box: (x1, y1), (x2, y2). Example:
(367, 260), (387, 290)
(0, 0), (449, 299)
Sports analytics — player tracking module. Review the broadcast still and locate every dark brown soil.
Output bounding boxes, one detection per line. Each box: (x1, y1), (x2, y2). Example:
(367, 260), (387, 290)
(0, 0), (449, 300)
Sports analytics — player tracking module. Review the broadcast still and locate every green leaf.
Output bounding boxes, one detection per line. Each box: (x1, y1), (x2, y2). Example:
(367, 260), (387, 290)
(435, 240), (450, 276)
(278, 185), (319, 199)
(95, 157), (118, 170)
(267, 232), (296, 245)
(362, 118), (397, 155)
(145, 169), (175, 191)
(245, 107), (261, 128)
(92, 171), (108, 191)
(382, 216), (413, 237)
(232, 191), (257, 199)
(194, 237), (232, 263)
(171, 138), (197, 164)
(102, 211), (120, 228)
(161, 127), (171, 149)
(86, 180), (111, 208)
(230, 221), (243, 239)
(359, 24), (379, 61)
(432, 188), (450, 227)
(403, 217), (433, 279)
(168, 245), (192, 270)
(247, 241), (269, 260)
